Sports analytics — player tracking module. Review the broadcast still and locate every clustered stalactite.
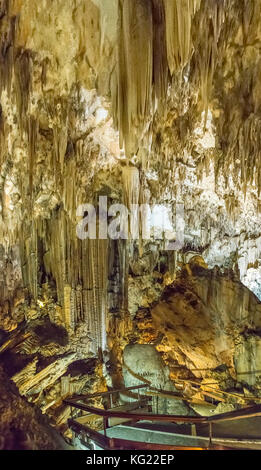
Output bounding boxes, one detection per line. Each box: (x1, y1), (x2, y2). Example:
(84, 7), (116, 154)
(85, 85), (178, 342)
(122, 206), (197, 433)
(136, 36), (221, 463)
(0, 0), (259, 332)
(214, 0), (261, 196)
(0, 3), (110, 352)
(0, 0), (261, 242)
(19, 209), (109, 353)
(113, 0), (227, 159)
(164, 0), (201, 75)
(112, 0), (261, 201)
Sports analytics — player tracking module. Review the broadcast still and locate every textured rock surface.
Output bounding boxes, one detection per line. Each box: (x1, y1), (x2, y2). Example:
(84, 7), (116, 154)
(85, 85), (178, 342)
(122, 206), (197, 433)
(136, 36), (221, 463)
(1, 0), (261, 445)
(151, 260), (261, 380)
(0, 365), (70, 449)
(123, 344), (193, 415)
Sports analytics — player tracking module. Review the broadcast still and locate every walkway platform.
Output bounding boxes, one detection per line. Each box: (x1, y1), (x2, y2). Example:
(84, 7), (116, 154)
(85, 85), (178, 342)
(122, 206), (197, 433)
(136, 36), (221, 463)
(65, 385), (261, 450)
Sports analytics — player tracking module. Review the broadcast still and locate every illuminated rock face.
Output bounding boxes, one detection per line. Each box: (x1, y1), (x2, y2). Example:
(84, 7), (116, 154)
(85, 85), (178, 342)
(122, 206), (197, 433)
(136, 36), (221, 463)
(151, 262), (261, 381)
(123, 344), (193, 415)
(1, 0), (261, 444)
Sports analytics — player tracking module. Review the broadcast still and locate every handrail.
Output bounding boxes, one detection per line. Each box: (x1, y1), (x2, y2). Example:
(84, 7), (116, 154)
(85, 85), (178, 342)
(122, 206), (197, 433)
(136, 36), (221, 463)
(173, 377), (261, 402)
(66, 384), (148, 402)
(65, 386), (261, 425)
(64, 399), (206, 423)
(66, 387), (261, 450)
(123, 361), (261, 403)
(65, 398), (261, 424)
(68, 418), (235, 450)
(208, 404), (261, 423)
(69, 418), (109, 449)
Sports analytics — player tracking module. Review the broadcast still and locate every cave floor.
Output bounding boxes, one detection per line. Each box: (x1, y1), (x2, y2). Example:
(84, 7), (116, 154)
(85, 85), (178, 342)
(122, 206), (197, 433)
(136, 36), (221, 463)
(123, 420), (261, 449)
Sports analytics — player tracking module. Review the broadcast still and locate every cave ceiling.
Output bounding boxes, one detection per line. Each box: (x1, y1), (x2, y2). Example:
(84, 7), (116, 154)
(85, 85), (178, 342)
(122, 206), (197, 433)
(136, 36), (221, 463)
(0, 1), (261, 326)
(0, 1), (261, 285)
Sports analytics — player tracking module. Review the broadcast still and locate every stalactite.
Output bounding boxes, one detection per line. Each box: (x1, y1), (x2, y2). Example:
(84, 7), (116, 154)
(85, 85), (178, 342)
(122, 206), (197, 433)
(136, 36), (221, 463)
(193, 0), (226, 121)
(168, 250), (177, 278)
(151, 0), (168, 105)
(53, 125), (68, 176)
(122, 166), (140, 206)
(0, 3), (17, 96)
(28, 208), (110, 350)
(76, 284), (83, 322)
(70, 287), (77, 332)
(28, 115), (38, 196)
(14, 48), (31, 129)
(84, 238), (109, 350)
(164, 0), (201, 75)
(0, 103), (5, 164)
(120, 166), (140, 312)
(223, 114), (261, 196)
(20, 220), (38, 300)
(122, 165), (140, 237)
(115, 0), (153, 155)
(64, 284), (72, 331)
(113, 0), (209, 158)
(139, 171), (151, 256)
(118, 239), (129, 312)
(3, 1), (261, 389)
(97, 238), (108, 350)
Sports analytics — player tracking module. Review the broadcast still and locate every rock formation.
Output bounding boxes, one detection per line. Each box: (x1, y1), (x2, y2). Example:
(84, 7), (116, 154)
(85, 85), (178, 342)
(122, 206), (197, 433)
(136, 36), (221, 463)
(1, 0), (261, 447)
(0, 365), (71, 449)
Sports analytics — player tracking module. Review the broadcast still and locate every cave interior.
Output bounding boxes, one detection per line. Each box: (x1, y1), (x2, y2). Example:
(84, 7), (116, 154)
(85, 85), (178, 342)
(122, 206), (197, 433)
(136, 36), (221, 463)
(1, 0), (261, 451)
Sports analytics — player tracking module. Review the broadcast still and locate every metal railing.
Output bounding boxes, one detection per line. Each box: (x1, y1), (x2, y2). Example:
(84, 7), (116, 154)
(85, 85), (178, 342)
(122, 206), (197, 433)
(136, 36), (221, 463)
(64, 384), (261, 450)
